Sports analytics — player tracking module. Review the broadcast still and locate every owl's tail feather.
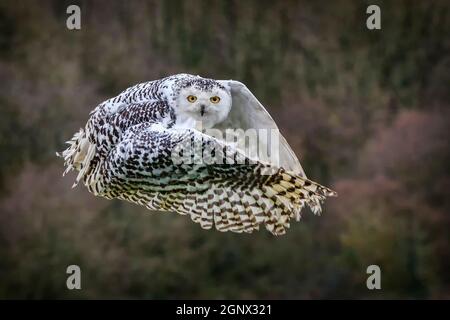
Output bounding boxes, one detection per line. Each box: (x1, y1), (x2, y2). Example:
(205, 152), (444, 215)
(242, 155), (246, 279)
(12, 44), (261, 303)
(56, 127), (96, 188)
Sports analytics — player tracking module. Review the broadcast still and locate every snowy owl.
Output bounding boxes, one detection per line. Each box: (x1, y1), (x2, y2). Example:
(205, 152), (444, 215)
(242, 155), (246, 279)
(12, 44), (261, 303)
(58, 74), (336, 236)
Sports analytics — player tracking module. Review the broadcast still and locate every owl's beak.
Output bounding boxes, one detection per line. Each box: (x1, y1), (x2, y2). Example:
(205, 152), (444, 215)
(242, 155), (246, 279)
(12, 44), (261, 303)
(200, 105), (206, 116)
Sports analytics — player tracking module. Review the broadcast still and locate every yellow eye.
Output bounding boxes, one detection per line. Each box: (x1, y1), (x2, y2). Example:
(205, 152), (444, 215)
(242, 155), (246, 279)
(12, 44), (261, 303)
(187, 95), (197, 103)
(210, 96), (221, 104)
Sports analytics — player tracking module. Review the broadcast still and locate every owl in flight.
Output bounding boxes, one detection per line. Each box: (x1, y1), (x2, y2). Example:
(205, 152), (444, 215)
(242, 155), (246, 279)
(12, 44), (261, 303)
(58, 74), (336, 236)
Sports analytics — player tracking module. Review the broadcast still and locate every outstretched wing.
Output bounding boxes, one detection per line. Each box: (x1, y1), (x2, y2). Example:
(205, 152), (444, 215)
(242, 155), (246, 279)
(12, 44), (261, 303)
(217, 80), (306, 177)
(98, 123), (336, 236)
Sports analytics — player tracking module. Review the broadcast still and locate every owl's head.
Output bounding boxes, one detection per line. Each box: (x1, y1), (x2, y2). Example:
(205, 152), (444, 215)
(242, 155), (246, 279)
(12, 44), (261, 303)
(175, 76), (231, 128)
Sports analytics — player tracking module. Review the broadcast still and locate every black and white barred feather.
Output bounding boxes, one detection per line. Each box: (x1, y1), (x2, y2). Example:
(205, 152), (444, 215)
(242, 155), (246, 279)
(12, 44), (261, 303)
(58, 74), (336, 236)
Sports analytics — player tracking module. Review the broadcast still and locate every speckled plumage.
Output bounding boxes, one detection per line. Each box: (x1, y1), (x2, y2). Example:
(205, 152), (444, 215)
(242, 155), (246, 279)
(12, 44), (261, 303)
(59, 74), (336, 236)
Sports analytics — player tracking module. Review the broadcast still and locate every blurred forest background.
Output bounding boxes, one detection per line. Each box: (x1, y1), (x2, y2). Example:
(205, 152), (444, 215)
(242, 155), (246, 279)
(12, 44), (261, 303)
(0, 0), (449, 299)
